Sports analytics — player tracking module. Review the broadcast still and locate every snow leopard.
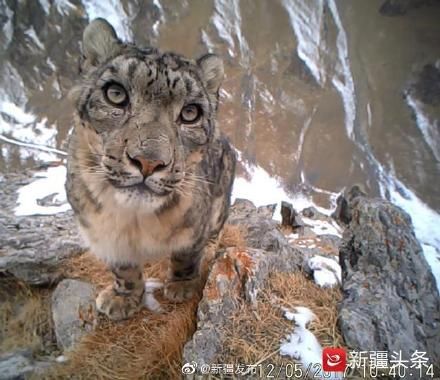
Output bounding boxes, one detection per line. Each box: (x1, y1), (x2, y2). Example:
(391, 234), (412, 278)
(65, 18), (236, 321)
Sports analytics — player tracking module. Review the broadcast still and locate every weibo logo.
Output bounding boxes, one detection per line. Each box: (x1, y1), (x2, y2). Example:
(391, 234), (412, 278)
(322, 347), (347, 372)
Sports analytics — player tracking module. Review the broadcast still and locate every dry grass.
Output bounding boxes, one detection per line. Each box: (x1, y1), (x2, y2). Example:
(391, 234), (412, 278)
(218, 271), (344, 373)
(43, 296), (198, 379)
(219, 224), (247, 250)
(43, 253), (199, 379)
(0, 276), (55, 356)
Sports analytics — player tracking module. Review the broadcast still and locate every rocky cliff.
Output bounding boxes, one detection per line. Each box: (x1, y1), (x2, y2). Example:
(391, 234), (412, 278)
(0, 171), (439, 379)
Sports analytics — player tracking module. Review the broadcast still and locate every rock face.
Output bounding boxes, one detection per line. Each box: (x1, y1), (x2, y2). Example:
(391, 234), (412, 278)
(0, 350), (49, 380)
(280, 201), (304, 228)
(184, 247), (271, 366)
(183, 200), (305, 367)
(339, 194), (440, 366)
(227, 199), (307, 271)
(0, 211), (84, 285)
(52, 279), (96, 351)
(0, 172), (84, 285)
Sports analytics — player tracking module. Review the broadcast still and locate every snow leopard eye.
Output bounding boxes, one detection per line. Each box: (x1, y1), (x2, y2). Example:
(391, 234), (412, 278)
(104, 83), (128, 106)
(180, 104), (202, 124)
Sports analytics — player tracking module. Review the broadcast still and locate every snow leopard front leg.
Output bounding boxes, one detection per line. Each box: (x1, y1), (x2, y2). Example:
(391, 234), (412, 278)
(164, 244), (206, 302)
(96, 264), (145, 321)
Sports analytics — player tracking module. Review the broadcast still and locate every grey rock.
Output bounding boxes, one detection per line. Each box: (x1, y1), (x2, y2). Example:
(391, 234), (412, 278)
(332, 185), (366, 225)
(379, 0), (439, 17)
(0, 171), (84, 285)
(257, 204), (277, 219)
(280, 201), (304, 228)
(184, 200), (308, 368)
(52, 279), (96, 351)
(339, 196), (440, 370)
(332, 194), (351, 224)
(0, 350), (50, 380)
(404, 62), (440, 161)
(228, 199), (307, 270)
(301, 206), (322, 219)
(183, 247), (272, 367)
(297, 226), (316, 238)
(406, 62), (440, 106)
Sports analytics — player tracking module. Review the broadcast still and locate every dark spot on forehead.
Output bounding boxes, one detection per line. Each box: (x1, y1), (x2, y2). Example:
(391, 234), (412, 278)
(172, 77), (180, 89)
(185, 80), (193, 95)
(127, 61), (138, 81)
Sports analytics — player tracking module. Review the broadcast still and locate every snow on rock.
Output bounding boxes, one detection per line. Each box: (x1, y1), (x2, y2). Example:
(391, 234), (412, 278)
(82, 0), (133, 41)
(302, 217), (342, 238)
(308, 256), (341, 288)
(15, 165), (70, 216)
(232, 151), (337, 223)
(382, 177), (440, 293)
(0, 98), (63, 162)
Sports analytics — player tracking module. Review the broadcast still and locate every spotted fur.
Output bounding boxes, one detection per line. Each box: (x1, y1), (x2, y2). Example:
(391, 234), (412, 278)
(66, 19), (236, 320)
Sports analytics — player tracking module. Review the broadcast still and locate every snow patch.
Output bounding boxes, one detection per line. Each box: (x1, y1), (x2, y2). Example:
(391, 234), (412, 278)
(0, 100), (62, 162)
(1, 1), (13, 48)
(327, 0), (356, 139)
(15, 165), (70, 216)
(54, 0), (75, 15)
(24, 27), (44, 50)
(152, 0), (165, 36)
(212, 0), (250, 66)
(39, 0), (50, 14)
(82, 0), (132, 41)
(201, 29), (215, 52)
(282, 0), (356, 138)
(308, 256), (341, 288)
(379, 174), (440, 292)
(280, 307), (342, 379)
(55, 355), (68, 363)
(232, 152), (336, 223)
(46, 57), (56, 72)
(406, 94), (440, 161)
(302, 217), (343, 238)
(281, 0), (325, 85)
(283, 306), (316, 328)
(0, 101), (35, 124)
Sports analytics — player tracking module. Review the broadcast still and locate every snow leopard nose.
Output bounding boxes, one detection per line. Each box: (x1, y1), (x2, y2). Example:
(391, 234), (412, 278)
(128, 154), (166, 177)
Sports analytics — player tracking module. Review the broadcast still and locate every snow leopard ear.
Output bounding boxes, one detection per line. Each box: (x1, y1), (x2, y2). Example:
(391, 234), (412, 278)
(197, 54), (224, 94)
(82, 18), (121, 69)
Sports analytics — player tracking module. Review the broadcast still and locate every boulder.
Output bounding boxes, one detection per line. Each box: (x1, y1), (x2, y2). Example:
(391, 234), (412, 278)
(227, 199), (307, 270)
(183, 247), (271, 367)
(184, 200), (307, 368)
(52, 279), (97, 351)
(332, 185), (367, 225)
(280, 201), (304, 228)
(0, 172), (84, 285)
(339, 195), (440, 367)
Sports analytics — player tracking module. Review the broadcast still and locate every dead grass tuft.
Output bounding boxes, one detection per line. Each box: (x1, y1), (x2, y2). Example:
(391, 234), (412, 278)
(219, 224), (247, 249)
(44, 297), (198, 379)
(218, 271), (344, 371)
(0, 276), (54, 356)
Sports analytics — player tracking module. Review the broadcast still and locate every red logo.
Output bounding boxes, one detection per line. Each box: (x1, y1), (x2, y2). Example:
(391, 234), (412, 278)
(322, 347), (346, 372)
